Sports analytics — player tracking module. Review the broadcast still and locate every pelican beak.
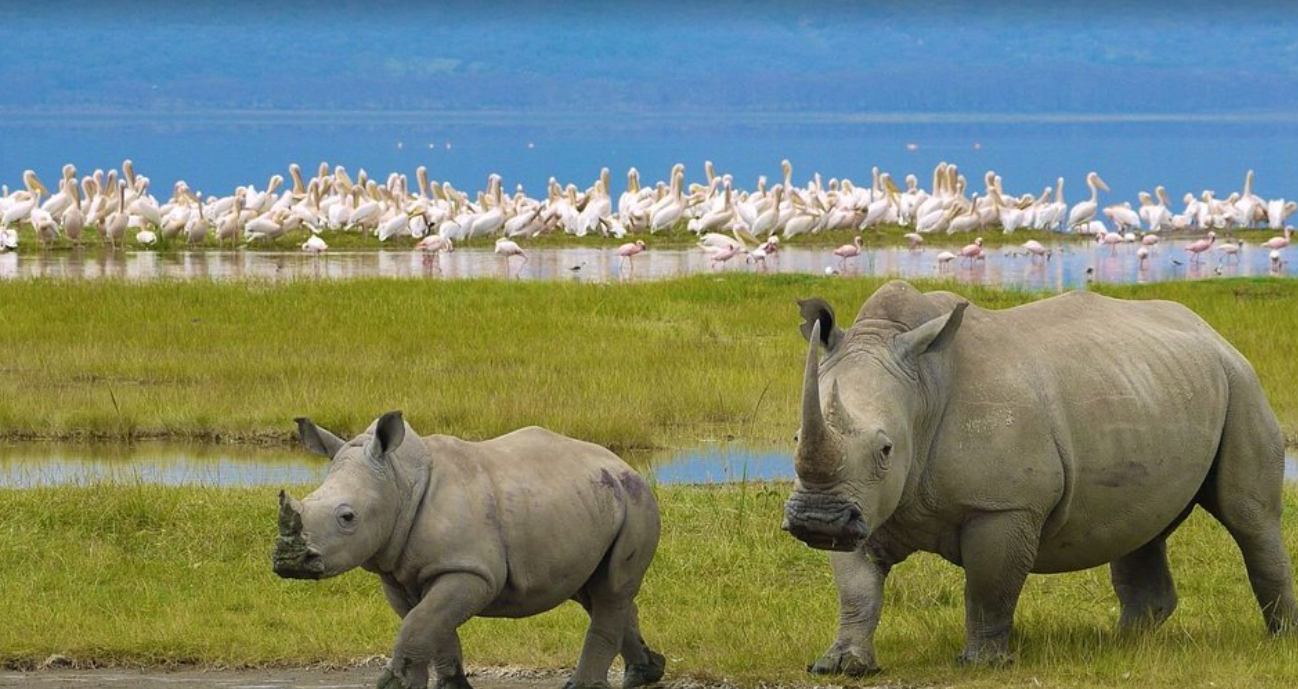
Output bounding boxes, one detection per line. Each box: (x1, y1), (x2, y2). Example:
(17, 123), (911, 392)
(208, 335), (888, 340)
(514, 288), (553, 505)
(1096, 177), (1110, 192)
(26, 172), (49, 196)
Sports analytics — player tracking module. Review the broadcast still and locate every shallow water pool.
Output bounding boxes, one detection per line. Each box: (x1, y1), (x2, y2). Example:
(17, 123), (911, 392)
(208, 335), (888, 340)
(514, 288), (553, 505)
(0, 237), (1292, 291)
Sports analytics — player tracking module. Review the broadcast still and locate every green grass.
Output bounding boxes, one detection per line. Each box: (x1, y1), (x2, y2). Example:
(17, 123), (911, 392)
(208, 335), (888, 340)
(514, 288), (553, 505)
(0, 275), (1296, 448)
(1, 482), (1296, 688)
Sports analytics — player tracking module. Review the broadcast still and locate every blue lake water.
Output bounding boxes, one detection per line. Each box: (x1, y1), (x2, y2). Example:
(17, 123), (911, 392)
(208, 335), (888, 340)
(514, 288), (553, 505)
(0, 442), (1292, 488)
(6, 115), (1298, 203)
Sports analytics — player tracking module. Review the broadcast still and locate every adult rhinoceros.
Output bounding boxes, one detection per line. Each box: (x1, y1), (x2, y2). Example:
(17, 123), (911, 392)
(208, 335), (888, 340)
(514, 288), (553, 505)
(273, 411), (665, 689)
(782, 280), (1296, 674)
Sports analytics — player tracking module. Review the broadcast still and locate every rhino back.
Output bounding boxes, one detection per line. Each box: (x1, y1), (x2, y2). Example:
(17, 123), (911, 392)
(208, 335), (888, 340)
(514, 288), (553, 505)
(930, 291), (1247, 572)
(405, 428), (658, 617)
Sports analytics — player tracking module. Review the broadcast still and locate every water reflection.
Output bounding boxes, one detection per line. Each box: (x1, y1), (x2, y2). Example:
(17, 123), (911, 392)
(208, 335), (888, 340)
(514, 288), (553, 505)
(0, 238), (1292, 290)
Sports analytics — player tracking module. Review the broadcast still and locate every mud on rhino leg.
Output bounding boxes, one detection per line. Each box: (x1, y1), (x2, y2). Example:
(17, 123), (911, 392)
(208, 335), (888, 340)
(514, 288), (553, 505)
(958, 513), (1039, 667)
(380, 572), (494, 689)
(809, 549), (888, 677)
(1111, 537), (1179, 632)
(1199, 392), (1298, 635)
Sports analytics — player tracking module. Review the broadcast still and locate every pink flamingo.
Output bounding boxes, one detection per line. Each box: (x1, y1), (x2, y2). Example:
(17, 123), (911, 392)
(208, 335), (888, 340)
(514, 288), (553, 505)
(1262, 226), (1292, 250)
(1217, 240), (1242, 263)
(495, 237), (528, 276)
(903, 232), (924, 250)
(936, 250), (957, 271)
(616, 239), (646, 274)
(415, 235), (453, 255)
(1136, 245), (1150, 269)
(1141, 234), (1161, 246)
(959, 237), (984, 264)
(1021, 239), (1050, 261)
(1186, 231), (1216, 263)
(706, 243), (744, 269)
(1099, 229), (1123, 254)
(833, 236), (864, 269)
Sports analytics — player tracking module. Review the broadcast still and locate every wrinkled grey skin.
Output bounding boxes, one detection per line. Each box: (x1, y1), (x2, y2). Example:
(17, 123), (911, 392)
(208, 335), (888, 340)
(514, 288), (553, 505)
(784, 280), (1297, 675)
(273, 412), (664, 689)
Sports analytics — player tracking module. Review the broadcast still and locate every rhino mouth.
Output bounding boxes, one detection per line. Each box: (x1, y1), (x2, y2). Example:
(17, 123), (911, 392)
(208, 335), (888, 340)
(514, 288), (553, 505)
(272, 545), (327, 580)
(782, 491), (869, 552)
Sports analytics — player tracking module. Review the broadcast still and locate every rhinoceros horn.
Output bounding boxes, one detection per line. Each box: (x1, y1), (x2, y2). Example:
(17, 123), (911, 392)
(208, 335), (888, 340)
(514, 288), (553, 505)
(277, 489), (304, 536)
(273, 489), (324, 578)
(795, 321), (844, 483)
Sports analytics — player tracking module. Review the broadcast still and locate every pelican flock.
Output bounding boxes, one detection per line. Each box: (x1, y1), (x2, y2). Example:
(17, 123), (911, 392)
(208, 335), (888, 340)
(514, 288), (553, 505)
(0, 159), (1292, 274)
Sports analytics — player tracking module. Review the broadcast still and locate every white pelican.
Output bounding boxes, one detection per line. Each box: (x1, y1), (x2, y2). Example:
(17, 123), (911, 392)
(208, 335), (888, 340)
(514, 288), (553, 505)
(1067, 172), (1109, 231)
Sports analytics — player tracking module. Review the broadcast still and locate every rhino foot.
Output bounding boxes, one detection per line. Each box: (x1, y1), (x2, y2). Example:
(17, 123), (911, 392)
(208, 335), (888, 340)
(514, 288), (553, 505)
(807, 644), (881, 677)
(561, 681), (612, 689)
(377, 666), (419, 689)
(434, 673), (474, 689)
(623, 650), (667, 689)
(956, 648), (1015, 668)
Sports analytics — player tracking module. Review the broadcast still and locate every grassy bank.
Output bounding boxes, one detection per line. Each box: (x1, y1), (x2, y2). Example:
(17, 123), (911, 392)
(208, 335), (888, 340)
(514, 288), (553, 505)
(1, 482), (1296, 688)
(0, 276), (1296, 448)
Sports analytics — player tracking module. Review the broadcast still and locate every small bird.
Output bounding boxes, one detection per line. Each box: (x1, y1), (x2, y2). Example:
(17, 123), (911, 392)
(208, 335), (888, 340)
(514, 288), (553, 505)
(135, 229), (158, 247)
(1271, 249), (1285, 270)
(568, 260), (588, 273)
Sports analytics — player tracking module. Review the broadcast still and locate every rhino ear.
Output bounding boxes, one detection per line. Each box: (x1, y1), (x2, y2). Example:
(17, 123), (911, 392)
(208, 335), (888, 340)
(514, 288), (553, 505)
(364, 411), (406, 464)
(895, 302), (968, 359)
(798, 297), (844, 353)
(295, 417), (345, 459)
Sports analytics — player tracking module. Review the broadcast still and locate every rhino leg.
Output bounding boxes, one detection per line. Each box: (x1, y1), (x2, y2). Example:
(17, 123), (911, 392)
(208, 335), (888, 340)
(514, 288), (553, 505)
(1111, 537), (1179, 632)
(566, 594), (630, 689)
(1198, 395), (1298, 635)
(384, 572), (495, 689)
(568, 521), (657, 689)
(957, 512), (1040, 667)
(809, 549), (887, 677)
(619, 602), (665, 689)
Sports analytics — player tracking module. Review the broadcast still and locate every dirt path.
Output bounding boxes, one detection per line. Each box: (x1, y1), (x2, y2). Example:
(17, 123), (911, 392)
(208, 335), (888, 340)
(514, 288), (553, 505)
(0, 667), (567, 689)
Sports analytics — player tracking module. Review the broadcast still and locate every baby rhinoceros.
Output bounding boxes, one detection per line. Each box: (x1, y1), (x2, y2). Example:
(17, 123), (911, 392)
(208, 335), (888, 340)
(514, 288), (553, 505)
(272, 411), (665, 689)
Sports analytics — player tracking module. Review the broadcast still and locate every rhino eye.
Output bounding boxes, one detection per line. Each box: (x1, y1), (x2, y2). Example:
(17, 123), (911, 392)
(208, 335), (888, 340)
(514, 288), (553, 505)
(335, 505), (357, 531)
(881, 443), (893, 457)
